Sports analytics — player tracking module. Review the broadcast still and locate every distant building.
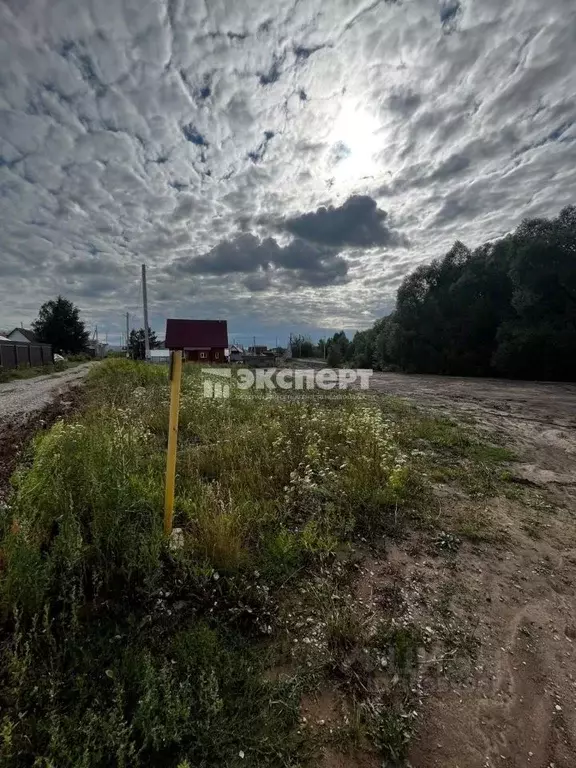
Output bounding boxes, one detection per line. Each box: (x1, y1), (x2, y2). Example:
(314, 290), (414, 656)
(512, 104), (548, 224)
(86, 341), (107, 358)
(165, 319), (228, 363)
(248, 345), (268, 355)
(150, 349), (170, 363)
(7, 328), (38, 344)
(229, 344), (244, 362)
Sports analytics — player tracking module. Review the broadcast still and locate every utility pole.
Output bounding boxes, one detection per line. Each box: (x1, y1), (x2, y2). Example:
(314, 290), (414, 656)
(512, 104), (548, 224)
(126, 312), (130, 358)
(142, 264), (150, 361)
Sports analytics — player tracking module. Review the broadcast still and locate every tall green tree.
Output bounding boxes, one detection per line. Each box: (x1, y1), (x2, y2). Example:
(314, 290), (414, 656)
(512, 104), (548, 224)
(326, 345), (342, 367)
(32, 296), (90, 354)
(303, 205), (575, 381)
(358, 205), (576, 381)
(289, 334), (315, 358)
(326, 331), (351, 363)
(493, 206), (576, 380)
(128, 327), (160, 360)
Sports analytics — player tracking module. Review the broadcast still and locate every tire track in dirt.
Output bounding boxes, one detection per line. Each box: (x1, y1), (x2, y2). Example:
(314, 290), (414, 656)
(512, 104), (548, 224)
(361, 372), (576, 767)
(408, 535), (576, 768)
(480, 602), (560, 767)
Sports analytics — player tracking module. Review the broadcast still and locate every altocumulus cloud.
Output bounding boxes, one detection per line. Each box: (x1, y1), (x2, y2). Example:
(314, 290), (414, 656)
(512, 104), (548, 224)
(0, 0), (575, 340)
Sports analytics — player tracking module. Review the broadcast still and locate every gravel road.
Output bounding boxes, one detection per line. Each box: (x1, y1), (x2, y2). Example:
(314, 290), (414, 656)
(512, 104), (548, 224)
(0, 363), (93, 423)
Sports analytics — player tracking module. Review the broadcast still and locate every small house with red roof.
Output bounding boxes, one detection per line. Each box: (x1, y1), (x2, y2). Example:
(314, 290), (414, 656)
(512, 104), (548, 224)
(164, 319), (228, 363)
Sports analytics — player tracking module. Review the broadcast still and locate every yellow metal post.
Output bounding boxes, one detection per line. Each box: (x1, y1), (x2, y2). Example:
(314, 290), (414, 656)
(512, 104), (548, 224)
(164, 349), (183, 536)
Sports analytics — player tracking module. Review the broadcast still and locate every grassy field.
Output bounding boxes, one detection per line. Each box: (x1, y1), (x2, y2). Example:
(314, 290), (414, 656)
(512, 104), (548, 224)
(0, 360), (515, 767)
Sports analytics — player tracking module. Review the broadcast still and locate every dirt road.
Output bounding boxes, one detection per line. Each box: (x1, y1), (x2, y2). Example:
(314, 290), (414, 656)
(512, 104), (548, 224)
(363, 372), (576, 768)
(367, 371), (576, 430)
(0, 363), (93, 423)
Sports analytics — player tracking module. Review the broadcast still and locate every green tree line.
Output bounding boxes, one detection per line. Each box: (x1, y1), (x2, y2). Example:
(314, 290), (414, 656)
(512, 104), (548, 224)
(295, 206), (576, 381)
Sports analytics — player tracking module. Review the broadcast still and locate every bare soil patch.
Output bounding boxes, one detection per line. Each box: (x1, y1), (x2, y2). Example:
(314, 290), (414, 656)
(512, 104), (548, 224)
(363, 373), (576, 767)
(368, 372), (576, 497)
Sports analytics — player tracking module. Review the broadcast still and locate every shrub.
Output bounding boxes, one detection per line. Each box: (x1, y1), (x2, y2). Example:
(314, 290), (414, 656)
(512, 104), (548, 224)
(1, 408), (165, 615)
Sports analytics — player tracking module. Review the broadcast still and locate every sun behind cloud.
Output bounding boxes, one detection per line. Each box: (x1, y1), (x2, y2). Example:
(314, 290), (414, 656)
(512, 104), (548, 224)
(327, 101), (382, 183)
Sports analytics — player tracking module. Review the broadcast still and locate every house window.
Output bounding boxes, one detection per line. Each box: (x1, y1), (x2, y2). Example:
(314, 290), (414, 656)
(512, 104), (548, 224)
(199, 352), (207, 359)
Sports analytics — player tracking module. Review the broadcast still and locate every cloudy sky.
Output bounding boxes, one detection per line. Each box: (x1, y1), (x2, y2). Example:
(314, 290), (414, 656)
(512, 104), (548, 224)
(1, 0), (575, 346)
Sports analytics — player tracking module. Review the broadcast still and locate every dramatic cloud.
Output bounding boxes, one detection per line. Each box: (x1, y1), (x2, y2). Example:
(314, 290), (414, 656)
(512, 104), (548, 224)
(284, 195), (406, 248)
(0, 0), (575, 345)
(169, 233), (349, 288)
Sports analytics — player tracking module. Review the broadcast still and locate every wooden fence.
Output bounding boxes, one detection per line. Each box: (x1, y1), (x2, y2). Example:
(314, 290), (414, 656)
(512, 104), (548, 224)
(0, 341), (53, 370)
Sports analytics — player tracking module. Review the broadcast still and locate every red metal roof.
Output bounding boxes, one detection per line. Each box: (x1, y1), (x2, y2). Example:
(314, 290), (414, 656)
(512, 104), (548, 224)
(165, 319), (228, 349)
